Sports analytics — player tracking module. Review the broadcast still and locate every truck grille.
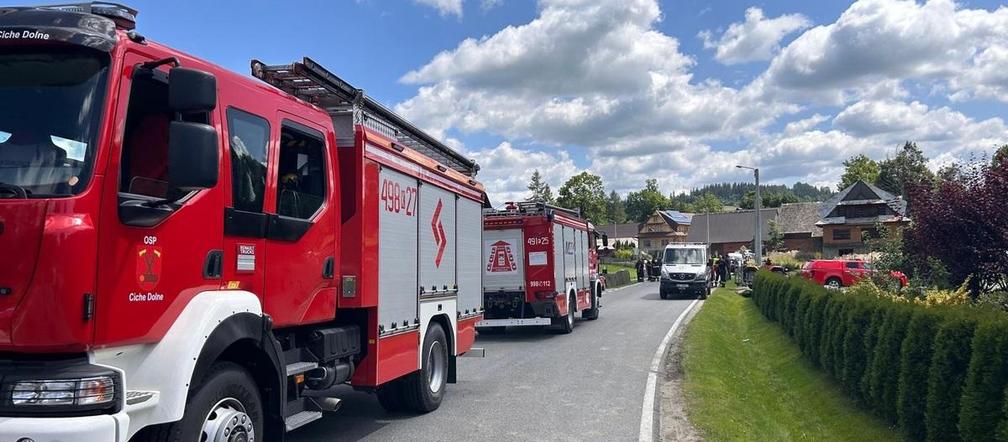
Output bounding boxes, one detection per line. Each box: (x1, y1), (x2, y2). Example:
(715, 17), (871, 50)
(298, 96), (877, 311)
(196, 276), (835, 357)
(670, 273), (695, 281)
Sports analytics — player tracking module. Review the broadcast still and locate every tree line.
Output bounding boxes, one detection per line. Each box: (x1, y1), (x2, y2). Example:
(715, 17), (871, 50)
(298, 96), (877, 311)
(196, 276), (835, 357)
(525, 170), (832, 225)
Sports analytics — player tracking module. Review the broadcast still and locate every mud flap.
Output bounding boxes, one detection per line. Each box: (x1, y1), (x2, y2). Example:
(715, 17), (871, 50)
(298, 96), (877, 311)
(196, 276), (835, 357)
(447, 355), (457, 384)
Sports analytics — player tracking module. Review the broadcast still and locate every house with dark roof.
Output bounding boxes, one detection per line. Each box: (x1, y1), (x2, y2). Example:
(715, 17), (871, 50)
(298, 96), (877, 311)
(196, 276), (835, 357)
(687, 209), (778, 256)
(776, 202), (823, 253)
(817, 180), (909, 257)
(638, 210), (692, 256)
(596, 222), (641, 249)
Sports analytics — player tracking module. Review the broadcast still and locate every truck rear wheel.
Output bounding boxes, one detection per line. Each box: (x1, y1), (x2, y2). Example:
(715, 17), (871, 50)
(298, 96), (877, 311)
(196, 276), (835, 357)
(400, 323), (448, 413)
(140, 362), (263, 442)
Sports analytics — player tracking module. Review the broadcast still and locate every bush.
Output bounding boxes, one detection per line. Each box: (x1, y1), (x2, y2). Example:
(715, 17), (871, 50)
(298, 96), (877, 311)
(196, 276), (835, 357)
(860, 304), (887, 404)
(897, 307), (944, 441)
(868, 302), (914, 423)
(750, 273), (1008, 441)
(925, 310), (981, 442)
(841, 295), (876, 403)
(959, 319), (1008, 441)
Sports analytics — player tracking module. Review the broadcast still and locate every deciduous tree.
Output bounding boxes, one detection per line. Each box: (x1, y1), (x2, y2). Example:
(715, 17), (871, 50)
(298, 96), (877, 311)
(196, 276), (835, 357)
(838, 154), (880, 191)
(625, 179), (669, 222)
(556, 172), (607, 224)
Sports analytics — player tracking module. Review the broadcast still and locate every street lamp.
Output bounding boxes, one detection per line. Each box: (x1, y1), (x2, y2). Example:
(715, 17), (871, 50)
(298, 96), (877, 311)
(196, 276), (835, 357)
(737, 165), (762, 264)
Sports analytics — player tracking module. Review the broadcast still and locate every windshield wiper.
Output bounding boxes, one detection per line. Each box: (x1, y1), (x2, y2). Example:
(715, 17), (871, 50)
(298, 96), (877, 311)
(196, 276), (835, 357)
(0, 182), (29, 199)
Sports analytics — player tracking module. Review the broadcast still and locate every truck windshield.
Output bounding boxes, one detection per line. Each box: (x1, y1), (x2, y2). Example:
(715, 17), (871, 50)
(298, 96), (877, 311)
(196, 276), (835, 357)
(664, 248), (703, 265)
(0, 47), (109, 198)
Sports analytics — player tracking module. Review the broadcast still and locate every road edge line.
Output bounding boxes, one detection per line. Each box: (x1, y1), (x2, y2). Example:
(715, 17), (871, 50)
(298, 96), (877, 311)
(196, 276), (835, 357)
(638, 298), (701, 442)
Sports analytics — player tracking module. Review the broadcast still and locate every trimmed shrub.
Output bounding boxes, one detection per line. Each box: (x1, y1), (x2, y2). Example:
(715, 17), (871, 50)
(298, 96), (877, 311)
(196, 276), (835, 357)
(868, 302), (914, 423)
(959, 319), (1008, 441)
(830, 299), (855, 380)
(819, 295), (842, 373)
(841, 295), (876, 403)
(925, 310), (980, 442)
(860, 304), (887, 404)
(804, 291), (828, 366)
(897, 306), (944, 441)
(793, 285), (813, 351)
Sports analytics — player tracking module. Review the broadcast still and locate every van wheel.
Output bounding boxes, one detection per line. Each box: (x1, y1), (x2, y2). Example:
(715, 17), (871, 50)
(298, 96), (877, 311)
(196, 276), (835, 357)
(825, 277), (843, 289)
(140, 362), (263, 442)
(400, 323), (448, 413)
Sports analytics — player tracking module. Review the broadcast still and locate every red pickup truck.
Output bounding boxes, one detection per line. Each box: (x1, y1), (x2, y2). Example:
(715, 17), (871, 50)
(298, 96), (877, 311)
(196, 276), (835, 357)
(800, 259), (908, 289)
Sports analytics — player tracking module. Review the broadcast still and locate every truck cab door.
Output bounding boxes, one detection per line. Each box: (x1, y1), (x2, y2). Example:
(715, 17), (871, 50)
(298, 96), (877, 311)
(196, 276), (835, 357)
(95, 50), (224, 344)
(262, 116), (337, 327)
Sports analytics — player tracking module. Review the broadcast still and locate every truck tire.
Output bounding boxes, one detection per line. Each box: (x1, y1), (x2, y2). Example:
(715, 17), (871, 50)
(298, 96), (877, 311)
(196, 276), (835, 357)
(139, 362), (263, 442)
(555, 293), (575, 334)
(582, 286), (599, 320)
(659, 290), (668, 300)
(376, 377), (406, 412)
(400, 323), (448, 413)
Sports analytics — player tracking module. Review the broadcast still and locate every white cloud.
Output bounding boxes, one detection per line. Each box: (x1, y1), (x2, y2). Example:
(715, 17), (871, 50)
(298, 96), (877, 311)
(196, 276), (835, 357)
(758, 0), (1008, 103)
(397, 0), (787, 149)
(699, 7), (810, 65)
(462, 142), (578, 204)
(394, 0), (1008, 203)
(413, 0), (463, 17)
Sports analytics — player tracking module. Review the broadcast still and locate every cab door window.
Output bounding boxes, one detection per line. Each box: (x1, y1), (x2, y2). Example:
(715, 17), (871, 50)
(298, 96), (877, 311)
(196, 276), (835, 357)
(119, 69), (171, 198)
(275, 123), (326, 219)
(226, 108), (269, 212)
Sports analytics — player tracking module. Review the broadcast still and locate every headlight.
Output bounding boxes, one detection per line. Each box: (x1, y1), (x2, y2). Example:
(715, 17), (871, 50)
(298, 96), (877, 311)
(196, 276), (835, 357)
(11, 376), (115, 407)
(694, 272), (707, 282)
(661, 268), (669, 279)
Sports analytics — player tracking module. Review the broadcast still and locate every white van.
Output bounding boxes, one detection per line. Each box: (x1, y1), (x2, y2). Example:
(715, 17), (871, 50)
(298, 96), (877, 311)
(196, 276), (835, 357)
(659, 243), (710, 299)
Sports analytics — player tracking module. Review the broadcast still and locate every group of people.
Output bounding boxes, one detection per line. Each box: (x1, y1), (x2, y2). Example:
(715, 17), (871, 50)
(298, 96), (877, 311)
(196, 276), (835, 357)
(707, 254), (733, 287)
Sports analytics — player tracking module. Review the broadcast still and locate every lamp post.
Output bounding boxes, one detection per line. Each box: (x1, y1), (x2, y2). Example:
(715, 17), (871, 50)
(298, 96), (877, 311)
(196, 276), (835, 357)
(737, 165), (761, 264)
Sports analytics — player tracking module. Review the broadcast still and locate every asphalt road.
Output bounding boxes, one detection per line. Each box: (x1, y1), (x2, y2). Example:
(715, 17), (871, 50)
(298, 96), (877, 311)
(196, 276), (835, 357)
(289, 281), (695, 442)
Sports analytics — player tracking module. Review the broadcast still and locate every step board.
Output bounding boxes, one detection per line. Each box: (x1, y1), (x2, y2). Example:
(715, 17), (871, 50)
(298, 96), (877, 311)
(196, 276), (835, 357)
(286, 361), (318, 377)
(285, 410), (323, 432)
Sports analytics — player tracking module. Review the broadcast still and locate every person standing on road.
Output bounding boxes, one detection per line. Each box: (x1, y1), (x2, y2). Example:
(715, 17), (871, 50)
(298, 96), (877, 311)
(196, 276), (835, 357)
(717, 258), (728, 287)
(635, 258), (644, 282)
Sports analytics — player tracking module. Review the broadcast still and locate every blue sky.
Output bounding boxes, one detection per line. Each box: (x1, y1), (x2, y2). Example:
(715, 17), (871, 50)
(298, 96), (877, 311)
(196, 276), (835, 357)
(45, 0), (1008, 202)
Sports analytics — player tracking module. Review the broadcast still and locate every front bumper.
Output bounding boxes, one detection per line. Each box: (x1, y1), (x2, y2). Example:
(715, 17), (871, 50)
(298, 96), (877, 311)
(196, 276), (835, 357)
(0, 412), (128, 442)
(660, 279), (707, 294)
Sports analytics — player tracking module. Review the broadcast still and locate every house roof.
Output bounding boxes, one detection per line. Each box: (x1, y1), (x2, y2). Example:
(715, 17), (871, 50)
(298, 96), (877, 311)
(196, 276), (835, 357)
(597, 222), (641, 239)
(777, 202), (823, 237)
(658, 210), (692, 226)
(686, 208), (778, 244)
(818, 180), (908, 225)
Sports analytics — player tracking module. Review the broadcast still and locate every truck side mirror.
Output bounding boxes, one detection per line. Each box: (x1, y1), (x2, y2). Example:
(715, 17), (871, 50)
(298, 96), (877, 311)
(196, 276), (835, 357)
(169, 121), (219, 191)
(602, 234), (609, 247)
(169, 67), (217, 112)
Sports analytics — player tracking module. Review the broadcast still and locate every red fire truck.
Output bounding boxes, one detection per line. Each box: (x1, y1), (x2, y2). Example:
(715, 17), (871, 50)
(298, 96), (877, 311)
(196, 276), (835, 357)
(0, 4), (485, 441)
(478, 202), (605, 333)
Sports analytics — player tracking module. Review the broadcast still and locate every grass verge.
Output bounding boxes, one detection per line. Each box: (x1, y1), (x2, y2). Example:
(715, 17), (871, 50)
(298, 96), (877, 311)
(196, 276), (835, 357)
(680, 287), (900, 441)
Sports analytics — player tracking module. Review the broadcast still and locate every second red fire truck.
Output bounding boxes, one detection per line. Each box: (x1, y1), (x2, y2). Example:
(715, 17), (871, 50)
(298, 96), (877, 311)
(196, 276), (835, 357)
(479, 202), (606, 333)
(0, 3), (484, 441)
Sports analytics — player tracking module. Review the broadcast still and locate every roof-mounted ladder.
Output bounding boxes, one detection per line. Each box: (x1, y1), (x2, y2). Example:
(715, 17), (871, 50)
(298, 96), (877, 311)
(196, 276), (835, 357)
(250, 57), (479, 177)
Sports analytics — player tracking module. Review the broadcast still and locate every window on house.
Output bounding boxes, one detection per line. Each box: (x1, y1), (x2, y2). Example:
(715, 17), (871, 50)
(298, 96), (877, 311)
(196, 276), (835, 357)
(275, 123), (326, 219)
(839, 248), (855, 256)
(833, 229), (851, 240)
(861, 228), (878, 241)
(227, 108), (269, 213)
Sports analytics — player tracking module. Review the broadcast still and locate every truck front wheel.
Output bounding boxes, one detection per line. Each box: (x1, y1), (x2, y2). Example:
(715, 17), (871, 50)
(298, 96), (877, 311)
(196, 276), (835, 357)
(400, 323), (448, 413)
(140, 362), (263, 442)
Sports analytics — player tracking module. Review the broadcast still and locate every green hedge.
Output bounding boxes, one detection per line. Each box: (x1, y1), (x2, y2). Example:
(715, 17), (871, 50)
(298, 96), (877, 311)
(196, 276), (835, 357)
(751, 271), (1008, 441)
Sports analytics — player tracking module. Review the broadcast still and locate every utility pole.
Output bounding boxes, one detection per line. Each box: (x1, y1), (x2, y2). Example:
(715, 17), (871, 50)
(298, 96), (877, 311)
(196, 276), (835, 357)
(737, 164), (762, 264)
